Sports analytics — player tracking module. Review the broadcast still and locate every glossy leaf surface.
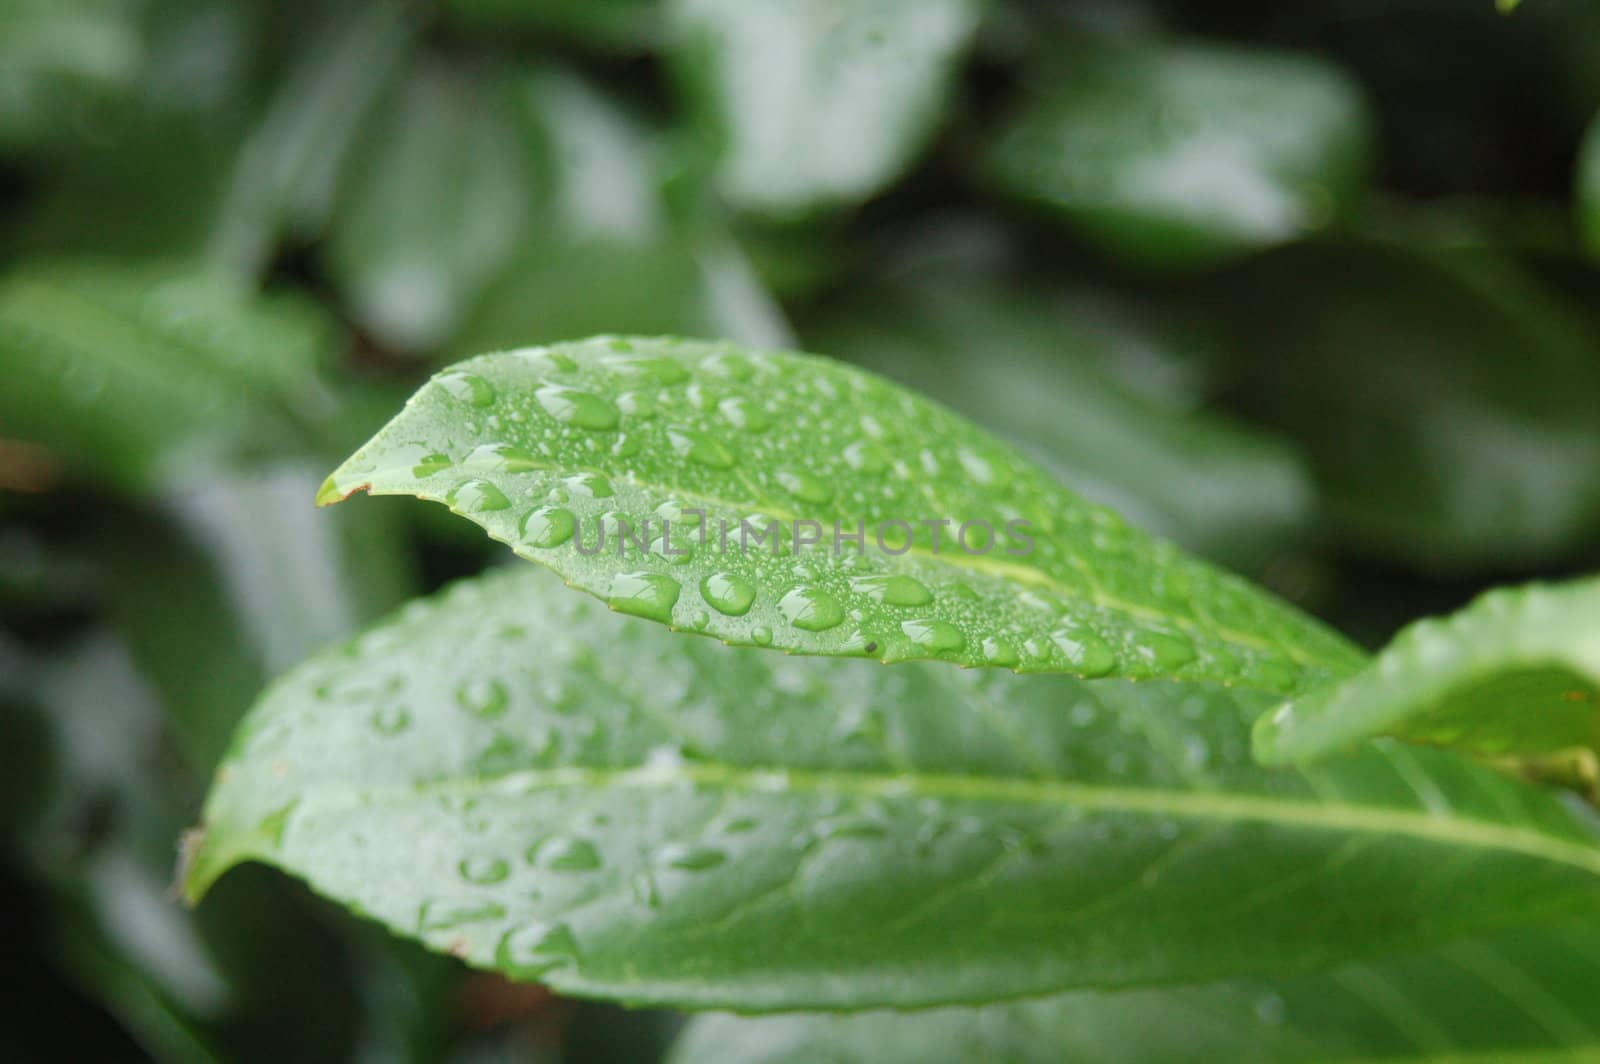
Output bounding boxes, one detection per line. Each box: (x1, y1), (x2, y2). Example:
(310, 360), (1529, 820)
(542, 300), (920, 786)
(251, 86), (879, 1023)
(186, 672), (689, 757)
(670, 918), (1600, 1062)
(320, 337), (1361, 691)
(187, 567), (1600, 1010)
(667, 0), (981, 217)
(1256, 577), (1600, 770)
(986, 42), (1372, 266)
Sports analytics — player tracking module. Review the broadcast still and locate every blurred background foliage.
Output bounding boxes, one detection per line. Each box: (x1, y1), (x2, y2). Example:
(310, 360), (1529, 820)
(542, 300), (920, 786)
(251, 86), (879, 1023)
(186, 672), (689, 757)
(2, 0), (1599, 1058)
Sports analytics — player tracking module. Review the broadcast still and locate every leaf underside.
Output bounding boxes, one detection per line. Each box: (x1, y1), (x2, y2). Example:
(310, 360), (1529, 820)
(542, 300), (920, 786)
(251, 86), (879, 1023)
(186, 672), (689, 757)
(1255, 577), (1600, 771)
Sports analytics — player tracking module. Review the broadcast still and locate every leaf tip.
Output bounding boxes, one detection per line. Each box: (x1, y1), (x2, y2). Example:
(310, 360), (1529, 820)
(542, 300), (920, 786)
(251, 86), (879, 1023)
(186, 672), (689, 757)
(315, 474), (369, 507)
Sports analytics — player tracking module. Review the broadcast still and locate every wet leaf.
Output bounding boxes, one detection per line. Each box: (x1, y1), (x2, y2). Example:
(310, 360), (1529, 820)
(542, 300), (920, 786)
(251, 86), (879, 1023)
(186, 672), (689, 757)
(669, 917), (1600, 1062)
(807, 261), (1313, 572)
(666, 0), (981, 217)
(187, 566), (1600, 1009)
(321, 337), (1361, 691)
(986, 41), (1372, 266)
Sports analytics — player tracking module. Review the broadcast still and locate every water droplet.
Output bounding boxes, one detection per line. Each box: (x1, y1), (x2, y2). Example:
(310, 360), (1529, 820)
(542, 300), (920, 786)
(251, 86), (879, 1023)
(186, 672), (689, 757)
(667, 428), (734, 469)
(463, 442), (542, 474)
(520, 506), (576, 548)
(456, 678), (509, 719)
(535, 384), (620, 430)
(1245, 658), (1298, 692)
(495, 921), (578, 976)
(776, 469), (831, 504)
(529, 837), (602, 871)
(701, 571), (756, 616)
(437, 371), (496, 407)
(780, 587), (845, 632)
(849, 574), (932, 607)
(458, 855), (511, 885)
(617, 391), (656, 418)
(561, 472), (613, 498)
(412, 452), (452, 478)
(419, 897), (504, 931)
(842, 440), (887, 473)
(718, 396), (770, 432)
(981, 637), (1019, 667)
(956, 447), (998, 485)
(1254, 992), (1287, 1026)
(1135, 631), (1197, 670)
(751, 626), (773, 646)
(449, 478), (511, 513)
(902, 619), (965, 654)
(661, 844), (727, 871)
(608, 572), (680, 623)
(703, 352), (753, 380)
(690, 610), (710, 630)
(1051, 627), (1117, 677)
(370, 705), (411, 735)
(817, 817), (889, 840)
(604, 354), (689, 385)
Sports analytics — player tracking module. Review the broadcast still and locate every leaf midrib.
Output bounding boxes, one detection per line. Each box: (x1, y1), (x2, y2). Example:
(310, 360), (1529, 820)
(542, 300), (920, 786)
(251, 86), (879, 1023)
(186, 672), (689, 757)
(249, 759), (1600, 877)
(352, 454), (1359, 679)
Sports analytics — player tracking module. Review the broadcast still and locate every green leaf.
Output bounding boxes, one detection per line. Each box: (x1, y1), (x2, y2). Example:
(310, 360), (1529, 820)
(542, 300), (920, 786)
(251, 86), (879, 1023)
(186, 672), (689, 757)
(666, 0), (982, 217)
(449, 70), (789, 354)
(207, 0), (418, 278)
(324, 58), (531, 353)
(99, 464), (417, 769)
(1581, 111), (1600, 257)
(668, 918), (1600, 1062)
(985, 41), (1372, 266)
(0, 0), (142, 153)
(805, 258), (1313, 572)
(320, 337), (1360, 691)
(440, 0), (658, 47)
(1255, 577), (1600, 775)
(1204, 243), (1600, 573)
(0, 261), (335, 491)
(187, 566), (1600, 1010)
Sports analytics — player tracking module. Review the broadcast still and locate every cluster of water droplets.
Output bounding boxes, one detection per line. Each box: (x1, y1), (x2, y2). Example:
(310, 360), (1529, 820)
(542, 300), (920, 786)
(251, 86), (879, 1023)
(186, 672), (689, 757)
(327, 336), (1334, 691)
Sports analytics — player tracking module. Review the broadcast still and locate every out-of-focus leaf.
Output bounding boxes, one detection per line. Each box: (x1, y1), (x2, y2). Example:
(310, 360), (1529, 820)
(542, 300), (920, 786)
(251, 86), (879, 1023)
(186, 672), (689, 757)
(11, 626), (437, 1062)
(189, 566), (1600, 1009)
(1205, 243), (1600, 572)
(322, 337), (1359, 689)
(666, 0), (982, 217)
(0, 0), (143, 152)
(99, 464), (417, 768)
(1256, 576), (1600, 773)
(985, 41), (1373, 266)
(0, 260), (336, 491)
(325, 59), (530, 354)
(440, 0), (657, 47)
(453, 69), (790, 353)
(667, 917), (1600, 1063)
(15, 111), (247, 261)
(208, 0), (418, 277)
(1581, 111), (1600, 256)
(806, 262), (1313, 572)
